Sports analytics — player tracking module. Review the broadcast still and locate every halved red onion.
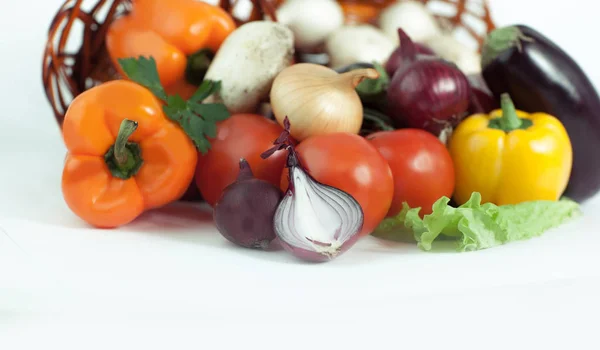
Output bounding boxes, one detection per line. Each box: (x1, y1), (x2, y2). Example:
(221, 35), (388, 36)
(275, 158), (363, 262)
(261, 117), (364, 262)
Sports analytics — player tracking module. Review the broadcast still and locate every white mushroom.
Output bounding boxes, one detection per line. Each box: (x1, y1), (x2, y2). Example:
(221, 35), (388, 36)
(203, 21), (295, 114)
(378, 1), (442, 45)
(275, 0), (345, 52)
(423, 34), (482, 74)
(325, 24), (396, 70)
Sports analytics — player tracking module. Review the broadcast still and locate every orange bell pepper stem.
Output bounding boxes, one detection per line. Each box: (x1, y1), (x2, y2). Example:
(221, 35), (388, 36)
(106, 0), (236, 99)
(61, 80), (198, 228)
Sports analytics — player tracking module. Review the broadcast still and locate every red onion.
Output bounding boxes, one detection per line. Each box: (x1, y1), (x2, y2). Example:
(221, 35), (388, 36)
(468, 86), (500, 115)
(261, 118), (364, 262)
(385, 30), (471, 134)
(385, 28), (435, 78)
(213, 158), (283, 249)
(467, 74), (500, 114)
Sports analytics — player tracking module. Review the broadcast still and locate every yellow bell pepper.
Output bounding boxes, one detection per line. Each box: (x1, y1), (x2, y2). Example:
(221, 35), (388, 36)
(449, 93), (573, 206)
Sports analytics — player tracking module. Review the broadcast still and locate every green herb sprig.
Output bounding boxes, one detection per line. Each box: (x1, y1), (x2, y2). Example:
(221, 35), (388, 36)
(118, 56), (230, 154)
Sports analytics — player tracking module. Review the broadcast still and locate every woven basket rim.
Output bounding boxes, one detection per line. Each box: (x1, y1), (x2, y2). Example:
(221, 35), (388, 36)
(41, 0), (496, 127)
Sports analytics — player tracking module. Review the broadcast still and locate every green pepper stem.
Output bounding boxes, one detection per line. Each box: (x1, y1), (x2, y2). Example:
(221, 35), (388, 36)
(105, 119), (143, 180)
(499, 93), (522, 130)
(185, 48), (214, 86)
(488, 93), (533, 132)
(114, 119), (138, 167)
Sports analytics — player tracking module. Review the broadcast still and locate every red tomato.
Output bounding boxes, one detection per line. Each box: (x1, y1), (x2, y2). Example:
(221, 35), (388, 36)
(367, 129), (455, 216)
(281, 133), (394, 236)
(196, 114), (289, 207)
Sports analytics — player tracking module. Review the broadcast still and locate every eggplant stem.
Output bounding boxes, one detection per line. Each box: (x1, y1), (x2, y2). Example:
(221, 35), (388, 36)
(482, 26), (535, 68)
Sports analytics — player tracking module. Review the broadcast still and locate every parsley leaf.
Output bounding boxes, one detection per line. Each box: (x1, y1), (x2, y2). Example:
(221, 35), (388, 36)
(118, 57), (168, 101)
(187, 115), (211, 153)
(118, 56), (231, 154)
(190, 80), (221, 104)
(163, 95), (188, 122)
(192, 104), (230, 123)
(203, 121), (217, 139)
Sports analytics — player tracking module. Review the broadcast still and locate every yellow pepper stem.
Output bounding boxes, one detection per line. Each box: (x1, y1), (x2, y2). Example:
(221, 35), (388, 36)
(489, 93), (533, 132)
(500, 93), (522, 129)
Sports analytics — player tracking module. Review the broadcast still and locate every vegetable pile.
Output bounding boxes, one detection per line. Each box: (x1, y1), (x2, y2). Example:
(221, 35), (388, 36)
(59, 0), (599, 262)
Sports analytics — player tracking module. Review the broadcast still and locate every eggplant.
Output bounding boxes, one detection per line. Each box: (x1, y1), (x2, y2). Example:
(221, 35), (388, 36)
(481, 24), (600, 203)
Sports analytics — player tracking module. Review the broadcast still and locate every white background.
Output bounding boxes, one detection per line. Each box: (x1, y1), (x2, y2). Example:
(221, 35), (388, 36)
(1, 0), (600, 349)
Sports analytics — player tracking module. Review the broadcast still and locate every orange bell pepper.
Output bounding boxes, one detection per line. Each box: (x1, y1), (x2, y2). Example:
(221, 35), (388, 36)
(338, 0), (396, 24)
(106, 0), (236, 99)
(61, 80), (198, 228)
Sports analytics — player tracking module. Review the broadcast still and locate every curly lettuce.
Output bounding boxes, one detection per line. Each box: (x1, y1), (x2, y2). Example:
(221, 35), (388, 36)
(372, 192), (582, 252)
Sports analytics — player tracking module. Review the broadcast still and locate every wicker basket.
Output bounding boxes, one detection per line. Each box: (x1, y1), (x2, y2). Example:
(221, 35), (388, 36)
(42, 0), (495, 128)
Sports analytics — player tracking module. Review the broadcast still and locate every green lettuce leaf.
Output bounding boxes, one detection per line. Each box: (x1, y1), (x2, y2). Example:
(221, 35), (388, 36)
(372, 192), (582, 252)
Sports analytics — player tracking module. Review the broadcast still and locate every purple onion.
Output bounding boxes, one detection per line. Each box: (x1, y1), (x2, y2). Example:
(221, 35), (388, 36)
(213, 158), (283, 249)
(386, 58), (471, 135)
(261, 118), (364, 263)
(385, 28), (435, 78)
(384, 27), (471, 134)
(467, 74), (500, 114)
(468, 86), (500, 114)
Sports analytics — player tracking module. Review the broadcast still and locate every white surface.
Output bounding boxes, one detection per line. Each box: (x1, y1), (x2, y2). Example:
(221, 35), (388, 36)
(1, 0), (600, 348)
